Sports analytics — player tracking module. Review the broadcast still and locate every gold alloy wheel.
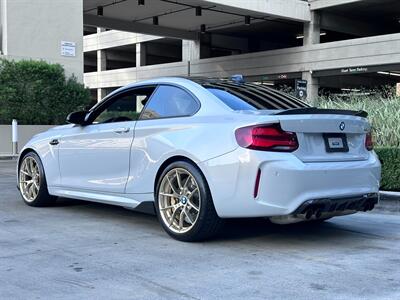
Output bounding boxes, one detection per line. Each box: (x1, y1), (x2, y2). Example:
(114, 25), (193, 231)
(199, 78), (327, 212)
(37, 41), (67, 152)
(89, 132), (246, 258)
(158, 168), (201, 234)
(19, 156), (41, 202)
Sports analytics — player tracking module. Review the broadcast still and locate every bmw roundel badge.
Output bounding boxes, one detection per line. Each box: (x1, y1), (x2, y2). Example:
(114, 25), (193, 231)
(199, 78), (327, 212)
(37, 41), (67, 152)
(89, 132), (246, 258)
(339, 122), (345, 131)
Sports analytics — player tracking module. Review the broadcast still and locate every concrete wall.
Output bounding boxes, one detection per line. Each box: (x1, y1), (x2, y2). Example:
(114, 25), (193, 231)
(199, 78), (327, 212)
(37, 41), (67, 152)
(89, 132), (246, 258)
(189, 33), (400, 77)
(1, 0), (84, 81)
(308, 0), (364, 10)
(84, 33), (400, 88)
(84, 61), (188, 88)
(199, 0), (310, 22)
(0, 125), (54, 155)
(84, 30), (162, 52)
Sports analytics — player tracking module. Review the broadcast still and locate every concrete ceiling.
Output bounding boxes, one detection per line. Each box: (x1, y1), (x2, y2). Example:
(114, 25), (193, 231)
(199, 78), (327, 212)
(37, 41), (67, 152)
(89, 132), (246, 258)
(83, 0), (310, 40)
(324, 0), (400, 21)
(321, 0), (400, 37)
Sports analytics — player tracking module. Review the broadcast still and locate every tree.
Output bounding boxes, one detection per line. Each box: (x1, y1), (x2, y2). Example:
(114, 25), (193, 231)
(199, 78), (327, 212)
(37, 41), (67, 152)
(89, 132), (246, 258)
(0, 59), (91, 125)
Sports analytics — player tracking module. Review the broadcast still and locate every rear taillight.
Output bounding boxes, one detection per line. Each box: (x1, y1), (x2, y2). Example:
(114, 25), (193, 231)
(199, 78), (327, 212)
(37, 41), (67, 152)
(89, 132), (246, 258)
(365, 132), (374, 151)
(235, 123), (298, 152)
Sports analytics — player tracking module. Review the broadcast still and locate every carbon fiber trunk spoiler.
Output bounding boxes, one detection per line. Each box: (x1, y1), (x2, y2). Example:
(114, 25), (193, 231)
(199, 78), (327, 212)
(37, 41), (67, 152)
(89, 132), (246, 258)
(274, 108), (368, 118)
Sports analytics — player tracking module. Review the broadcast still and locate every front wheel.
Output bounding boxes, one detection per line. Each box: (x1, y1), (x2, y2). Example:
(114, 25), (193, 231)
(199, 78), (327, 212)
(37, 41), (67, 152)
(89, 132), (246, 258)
(18, 152), (56, 207)
(155, 161), (222, 242)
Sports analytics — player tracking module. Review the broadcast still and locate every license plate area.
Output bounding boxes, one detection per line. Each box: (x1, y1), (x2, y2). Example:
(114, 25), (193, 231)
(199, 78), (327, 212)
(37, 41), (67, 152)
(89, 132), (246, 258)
(323, 133), (349, 153)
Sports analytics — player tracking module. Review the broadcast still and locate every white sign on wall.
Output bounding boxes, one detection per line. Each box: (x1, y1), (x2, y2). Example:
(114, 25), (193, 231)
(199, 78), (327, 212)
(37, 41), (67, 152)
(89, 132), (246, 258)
(61, 41), (76, 57)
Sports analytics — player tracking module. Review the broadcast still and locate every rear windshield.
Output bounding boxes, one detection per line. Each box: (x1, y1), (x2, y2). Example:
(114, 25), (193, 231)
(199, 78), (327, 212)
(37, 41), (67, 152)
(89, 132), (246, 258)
(204, 82), (310, 110)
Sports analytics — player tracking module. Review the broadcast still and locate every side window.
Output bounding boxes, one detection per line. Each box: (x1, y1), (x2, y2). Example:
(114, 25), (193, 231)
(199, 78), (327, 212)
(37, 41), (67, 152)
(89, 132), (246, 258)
(140, 85), (199, 120)
(93, 87), (155, 124)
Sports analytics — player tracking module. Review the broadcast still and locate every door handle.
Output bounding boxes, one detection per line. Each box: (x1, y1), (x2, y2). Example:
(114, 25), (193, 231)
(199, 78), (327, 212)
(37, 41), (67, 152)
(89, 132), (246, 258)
(113, 127), (130, 134)
(49, 139), (59, 146)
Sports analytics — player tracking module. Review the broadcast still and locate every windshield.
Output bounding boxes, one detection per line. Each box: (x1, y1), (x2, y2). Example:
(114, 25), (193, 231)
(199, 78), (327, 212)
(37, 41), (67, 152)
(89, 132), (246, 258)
(204, 82), (310, 110)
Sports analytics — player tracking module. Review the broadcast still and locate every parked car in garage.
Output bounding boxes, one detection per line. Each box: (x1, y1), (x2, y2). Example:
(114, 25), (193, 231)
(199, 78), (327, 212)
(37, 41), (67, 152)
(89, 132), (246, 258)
(17, 76), (381, 241)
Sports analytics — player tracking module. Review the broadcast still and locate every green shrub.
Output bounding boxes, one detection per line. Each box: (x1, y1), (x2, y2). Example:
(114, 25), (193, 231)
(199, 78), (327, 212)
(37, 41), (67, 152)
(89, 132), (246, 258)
(0, 59), (91, 125)
(316, 94), (400, 148)
(375, 147), (400, 191)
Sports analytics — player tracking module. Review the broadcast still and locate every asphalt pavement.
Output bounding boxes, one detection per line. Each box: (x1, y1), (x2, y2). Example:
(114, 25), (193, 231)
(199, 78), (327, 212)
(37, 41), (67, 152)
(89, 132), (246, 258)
(0, 160), (399, 300)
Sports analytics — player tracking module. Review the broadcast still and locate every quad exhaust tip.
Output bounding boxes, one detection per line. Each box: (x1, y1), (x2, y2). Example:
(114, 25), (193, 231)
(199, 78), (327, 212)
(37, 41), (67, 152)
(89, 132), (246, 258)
(270, 194), (378, 225)
(300, 200), (376, 221)
(304, 208), (323, 220)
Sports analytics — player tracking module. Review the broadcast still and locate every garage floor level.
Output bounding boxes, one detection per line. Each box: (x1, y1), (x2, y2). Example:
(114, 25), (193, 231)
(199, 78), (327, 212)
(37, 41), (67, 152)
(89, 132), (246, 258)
(0, 160), (399, 300)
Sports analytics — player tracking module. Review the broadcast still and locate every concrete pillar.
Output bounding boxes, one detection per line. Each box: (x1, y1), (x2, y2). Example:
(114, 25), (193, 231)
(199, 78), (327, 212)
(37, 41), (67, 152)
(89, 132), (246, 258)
(302, 71), (319, 104)
(96, 28), (107, 102)
(136, 43), (146, 67)
(303, 11), (320, 46)
(97, 88), (106, 102)
(182, 39), (200, 76)
(303, 11), (320, 104)
(182, 40), (200, 62)
(97, 49), (106, 71)
(96, 50), (106, 102)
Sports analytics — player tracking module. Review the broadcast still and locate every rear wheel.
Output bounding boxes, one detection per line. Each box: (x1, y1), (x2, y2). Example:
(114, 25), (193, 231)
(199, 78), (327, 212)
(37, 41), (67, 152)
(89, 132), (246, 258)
(155, 161), (222, 242)
(18, 152), (56, 207)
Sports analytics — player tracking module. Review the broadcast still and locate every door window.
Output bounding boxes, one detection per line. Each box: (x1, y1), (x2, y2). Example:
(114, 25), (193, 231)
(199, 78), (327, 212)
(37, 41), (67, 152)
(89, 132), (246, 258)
(92, 87), (155, 124)
(140, 85), (199, 120)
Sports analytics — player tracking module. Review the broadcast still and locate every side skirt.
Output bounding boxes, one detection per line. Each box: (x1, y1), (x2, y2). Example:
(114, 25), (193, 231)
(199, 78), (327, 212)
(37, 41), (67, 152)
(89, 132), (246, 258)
(124, 201), (156, 215)
(48, 186), (154, 209)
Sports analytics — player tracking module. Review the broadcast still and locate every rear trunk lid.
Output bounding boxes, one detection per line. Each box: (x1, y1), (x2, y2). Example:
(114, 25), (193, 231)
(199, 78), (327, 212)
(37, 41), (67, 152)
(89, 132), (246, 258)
(275, 110), (371, 162)
(240, 108), (372, 163)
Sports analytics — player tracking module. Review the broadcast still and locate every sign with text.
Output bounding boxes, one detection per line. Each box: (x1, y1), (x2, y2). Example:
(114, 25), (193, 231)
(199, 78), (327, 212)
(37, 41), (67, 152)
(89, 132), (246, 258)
(295, 79), (307, 99)
(61, 41), (76, 57)
(341, 67), (368, 74)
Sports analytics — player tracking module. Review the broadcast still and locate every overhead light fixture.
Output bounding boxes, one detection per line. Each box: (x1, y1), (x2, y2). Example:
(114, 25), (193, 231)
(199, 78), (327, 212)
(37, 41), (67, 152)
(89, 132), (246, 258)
(341, 88), (361, 92)
(138, 0), (145, 5)
(263, 82), (275, 86)
(245, 16), (251, 26)
(377, 71), (400, 77)
(97, 6), (103, 16)
(196, 6), (202, 16)
(153, 16), (159, 25)
(296, 32), (327, 39)
(200, 24), (206, 34)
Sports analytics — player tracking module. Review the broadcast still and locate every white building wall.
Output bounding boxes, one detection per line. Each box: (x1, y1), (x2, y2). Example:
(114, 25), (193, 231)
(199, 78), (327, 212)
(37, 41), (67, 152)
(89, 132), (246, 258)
(1, 0), (84, 82)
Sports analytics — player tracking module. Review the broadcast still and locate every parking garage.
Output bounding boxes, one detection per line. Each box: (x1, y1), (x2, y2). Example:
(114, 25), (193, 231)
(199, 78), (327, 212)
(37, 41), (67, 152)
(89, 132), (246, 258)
(81, 0), (400, 101)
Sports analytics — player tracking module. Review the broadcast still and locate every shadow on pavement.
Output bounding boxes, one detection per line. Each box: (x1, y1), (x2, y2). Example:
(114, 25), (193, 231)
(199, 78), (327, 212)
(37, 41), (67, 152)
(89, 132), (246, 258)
(51, 197), (360, 243)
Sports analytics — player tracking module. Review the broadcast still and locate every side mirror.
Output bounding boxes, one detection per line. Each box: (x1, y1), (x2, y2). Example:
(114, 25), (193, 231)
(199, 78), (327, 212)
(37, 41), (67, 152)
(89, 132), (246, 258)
(66, 111), (88, 125)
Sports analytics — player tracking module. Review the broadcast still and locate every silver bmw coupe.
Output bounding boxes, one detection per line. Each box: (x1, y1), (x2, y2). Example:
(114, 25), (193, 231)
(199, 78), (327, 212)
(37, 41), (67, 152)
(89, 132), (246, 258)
(17, 76), (381, 241)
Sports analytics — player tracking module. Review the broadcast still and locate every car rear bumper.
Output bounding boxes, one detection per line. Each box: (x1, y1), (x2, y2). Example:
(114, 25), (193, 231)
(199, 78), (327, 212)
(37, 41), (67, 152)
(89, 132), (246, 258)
(269, 192), (379, 224)
(200, 148), (381, 218)
(293, 193), (379, 215)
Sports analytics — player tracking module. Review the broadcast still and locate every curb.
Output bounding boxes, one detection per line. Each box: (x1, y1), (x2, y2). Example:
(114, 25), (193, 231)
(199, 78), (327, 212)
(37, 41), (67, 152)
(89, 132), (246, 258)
(380, 191), (400, 197)
(376, 192), (400, 214)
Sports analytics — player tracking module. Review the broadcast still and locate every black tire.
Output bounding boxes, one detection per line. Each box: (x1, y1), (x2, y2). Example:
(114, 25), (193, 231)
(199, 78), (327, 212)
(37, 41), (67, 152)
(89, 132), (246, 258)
(18, 151), (57, 207)
(155, 161), (223, 242)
